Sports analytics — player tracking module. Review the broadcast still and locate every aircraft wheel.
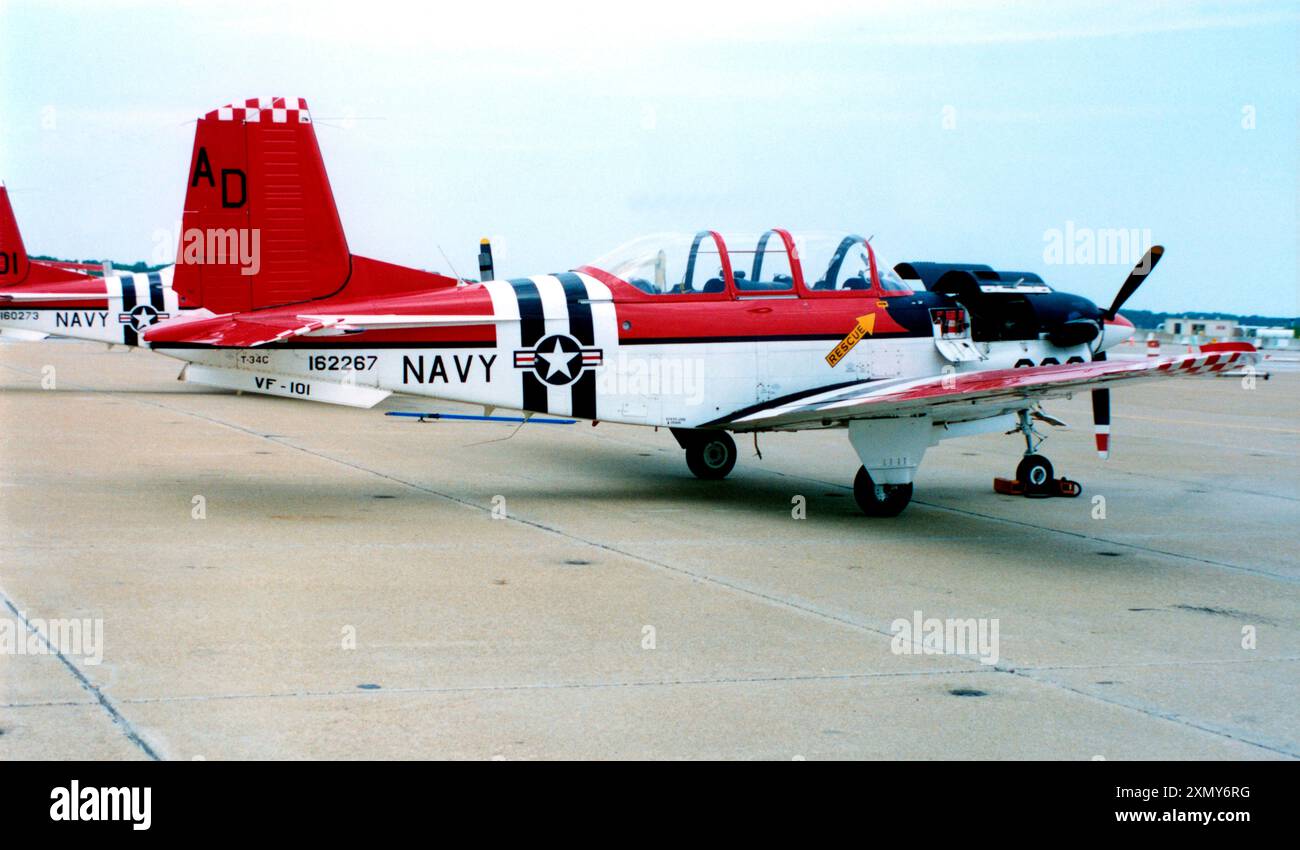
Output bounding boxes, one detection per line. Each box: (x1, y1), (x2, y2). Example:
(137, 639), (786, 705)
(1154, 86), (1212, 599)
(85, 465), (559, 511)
(1016, 454), (1054, 496)
(853, 466), (913, 517)
(685, 432), (737, 480)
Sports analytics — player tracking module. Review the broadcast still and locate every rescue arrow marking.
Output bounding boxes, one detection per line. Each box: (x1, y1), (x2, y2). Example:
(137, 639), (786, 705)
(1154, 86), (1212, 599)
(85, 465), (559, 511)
(825, 313), (876, 367)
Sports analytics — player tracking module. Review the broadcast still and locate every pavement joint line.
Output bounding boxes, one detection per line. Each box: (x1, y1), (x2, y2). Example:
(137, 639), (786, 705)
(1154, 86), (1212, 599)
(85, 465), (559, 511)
(759, 467), (1299, 584)
(910, 501), (1298, 584)
(0, 587), (162, 761)
(1101, 466), (1300, 504)
(1007, 655), (1300, 673)
(4, 653), (1291, 708)
(75, 655), (1300, 707)
(3, 359), (1295, 757)
(110, 666), (990, 705)
(1009, 667), (1299, 759)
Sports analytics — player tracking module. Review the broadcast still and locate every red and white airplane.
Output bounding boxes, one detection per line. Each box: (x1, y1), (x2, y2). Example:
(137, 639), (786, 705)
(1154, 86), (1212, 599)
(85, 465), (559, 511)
(22, 97), (1261, 516)
(0, 185), (182, 344)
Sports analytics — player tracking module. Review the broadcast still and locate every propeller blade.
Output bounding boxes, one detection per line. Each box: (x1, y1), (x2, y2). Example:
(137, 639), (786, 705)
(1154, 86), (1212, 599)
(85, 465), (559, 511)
(1104, 245), (1163, 319)
(1091, 388), (1111, 459)
(1091, 350), (1111, 458)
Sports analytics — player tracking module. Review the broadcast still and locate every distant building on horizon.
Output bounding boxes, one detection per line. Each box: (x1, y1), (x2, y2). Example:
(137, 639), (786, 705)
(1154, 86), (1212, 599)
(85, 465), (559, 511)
(1163, 317), (1238, 340)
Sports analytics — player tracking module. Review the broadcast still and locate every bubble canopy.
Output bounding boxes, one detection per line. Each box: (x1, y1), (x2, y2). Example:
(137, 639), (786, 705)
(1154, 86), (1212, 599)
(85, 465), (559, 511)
(579, 230), (911, 298)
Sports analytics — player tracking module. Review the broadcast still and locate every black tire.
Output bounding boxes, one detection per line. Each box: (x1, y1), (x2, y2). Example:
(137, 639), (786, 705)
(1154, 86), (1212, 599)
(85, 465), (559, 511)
(1016, 454), (1054, 495)
(853, 466), (913, 517)
(685, 432), (737, 480)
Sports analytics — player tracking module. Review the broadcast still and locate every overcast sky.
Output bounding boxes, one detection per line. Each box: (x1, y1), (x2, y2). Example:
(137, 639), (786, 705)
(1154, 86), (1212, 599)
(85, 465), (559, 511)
(1, 0), (1296, 314)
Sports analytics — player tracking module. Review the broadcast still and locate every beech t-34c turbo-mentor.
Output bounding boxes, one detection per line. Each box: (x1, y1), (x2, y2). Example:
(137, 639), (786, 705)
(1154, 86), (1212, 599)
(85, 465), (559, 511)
(113, 97), (1254, 517)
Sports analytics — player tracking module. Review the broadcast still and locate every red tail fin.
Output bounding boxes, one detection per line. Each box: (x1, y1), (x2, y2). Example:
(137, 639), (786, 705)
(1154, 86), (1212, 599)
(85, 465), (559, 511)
(173, 97), (350, 313)
(0, 185), (32, 287)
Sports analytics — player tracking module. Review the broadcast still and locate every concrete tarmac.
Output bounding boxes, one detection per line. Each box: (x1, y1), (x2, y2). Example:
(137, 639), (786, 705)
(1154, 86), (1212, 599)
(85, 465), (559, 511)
(1, 341), (1296, 760)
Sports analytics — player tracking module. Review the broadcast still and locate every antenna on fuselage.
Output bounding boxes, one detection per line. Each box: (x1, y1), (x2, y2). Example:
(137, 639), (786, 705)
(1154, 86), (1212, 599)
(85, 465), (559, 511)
(478, 238), (495, 282)
(437, 244), (468, 287)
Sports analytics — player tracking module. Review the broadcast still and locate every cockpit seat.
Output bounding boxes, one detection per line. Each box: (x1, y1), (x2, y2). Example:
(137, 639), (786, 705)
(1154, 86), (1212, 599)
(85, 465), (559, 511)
(628, 277), (658, 294)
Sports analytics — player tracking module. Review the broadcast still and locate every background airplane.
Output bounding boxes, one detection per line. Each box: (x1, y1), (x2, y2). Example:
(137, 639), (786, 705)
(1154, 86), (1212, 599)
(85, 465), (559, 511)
(0, 184), (182, 346)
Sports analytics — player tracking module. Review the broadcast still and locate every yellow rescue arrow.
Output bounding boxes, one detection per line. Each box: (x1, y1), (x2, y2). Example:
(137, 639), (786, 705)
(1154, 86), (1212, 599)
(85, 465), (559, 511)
(825, 313), (876, 367)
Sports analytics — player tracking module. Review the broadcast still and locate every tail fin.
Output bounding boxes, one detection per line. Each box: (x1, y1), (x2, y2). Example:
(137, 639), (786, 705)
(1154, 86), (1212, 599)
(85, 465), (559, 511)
(173, 97), (350, 314)
(0, 185), (32, 286)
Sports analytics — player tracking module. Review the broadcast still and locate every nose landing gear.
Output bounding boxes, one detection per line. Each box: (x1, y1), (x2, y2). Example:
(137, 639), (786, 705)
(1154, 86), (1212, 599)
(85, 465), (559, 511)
(996, 409), (1081, 498)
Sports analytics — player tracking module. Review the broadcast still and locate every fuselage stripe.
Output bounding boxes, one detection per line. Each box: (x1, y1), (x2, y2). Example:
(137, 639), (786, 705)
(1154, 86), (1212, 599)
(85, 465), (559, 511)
(120, 274), (138, 346)
(510, 277), (549, 414)
(556, 272), (597, 419)
(148, 272), (165, 311)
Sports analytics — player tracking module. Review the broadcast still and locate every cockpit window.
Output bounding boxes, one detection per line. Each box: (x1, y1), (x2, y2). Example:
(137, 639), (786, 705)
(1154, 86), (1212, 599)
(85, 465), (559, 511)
(583, 230), (910, 298)
(737, 229), (797, 294)
(810, 235), (908, 293)
(588, 231), (732, 295)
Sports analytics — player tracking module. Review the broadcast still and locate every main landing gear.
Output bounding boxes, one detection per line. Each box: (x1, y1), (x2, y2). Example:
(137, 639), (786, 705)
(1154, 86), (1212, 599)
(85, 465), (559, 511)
(673, 429), (738, 480)
(996, 410), (1081, 498)
(853, 467), (913, 517)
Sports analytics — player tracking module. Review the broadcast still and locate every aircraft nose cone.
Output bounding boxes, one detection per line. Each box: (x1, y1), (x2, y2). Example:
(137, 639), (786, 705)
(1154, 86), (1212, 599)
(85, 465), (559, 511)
(1100, 311), (1137, 350)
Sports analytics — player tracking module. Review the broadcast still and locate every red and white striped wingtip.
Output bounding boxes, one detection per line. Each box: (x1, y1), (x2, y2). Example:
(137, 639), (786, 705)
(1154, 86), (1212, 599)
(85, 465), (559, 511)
(1094, 426), (1111, 459)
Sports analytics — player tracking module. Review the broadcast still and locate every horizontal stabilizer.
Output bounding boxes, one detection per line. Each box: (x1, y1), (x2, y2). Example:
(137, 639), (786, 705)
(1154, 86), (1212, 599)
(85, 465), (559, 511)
(147, 309), (506, 347)
(295, 313), (505, 331)
(0, 291), (107, 302)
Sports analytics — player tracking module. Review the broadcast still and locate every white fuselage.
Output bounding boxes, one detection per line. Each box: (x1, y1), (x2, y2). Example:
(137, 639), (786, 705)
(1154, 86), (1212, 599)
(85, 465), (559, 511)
(150, 272), (1093, 429)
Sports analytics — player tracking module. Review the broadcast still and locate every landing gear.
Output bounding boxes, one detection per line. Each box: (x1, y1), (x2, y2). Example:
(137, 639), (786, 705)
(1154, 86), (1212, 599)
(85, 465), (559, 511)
(995, 409), (1080, 498)
(853, 466), (913, 517)
(1015, 454), (1054, 496)
(681, 431), (737, 480)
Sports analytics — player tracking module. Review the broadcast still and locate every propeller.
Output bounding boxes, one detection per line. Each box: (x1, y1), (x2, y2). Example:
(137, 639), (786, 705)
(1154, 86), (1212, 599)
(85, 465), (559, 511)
(1091, 245), (1163, 458)
(1102, 245), (1163, 320)
(1091, 351), (1111, 458)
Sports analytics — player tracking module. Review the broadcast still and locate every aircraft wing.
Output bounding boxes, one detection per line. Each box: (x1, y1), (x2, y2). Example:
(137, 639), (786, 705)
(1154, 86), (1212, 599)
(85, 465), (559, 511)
(0, 292), (105, 302)
(723, 345), (1256, 431)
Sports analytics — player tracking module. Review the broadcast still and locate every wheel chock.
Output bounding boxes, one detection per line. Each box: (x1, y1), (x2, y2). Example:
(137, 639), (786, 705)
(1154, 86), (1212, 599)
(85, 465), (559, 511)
(1052, 477), (1082, 497)
(993, 477), (1024, 495)
(993, 477), (1082, 498)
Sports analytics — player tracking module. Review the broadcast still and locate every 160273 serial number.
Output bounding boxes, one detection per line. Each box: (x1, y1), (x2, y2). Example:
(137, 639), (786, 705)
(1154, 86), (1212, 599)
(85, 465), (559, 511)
(308, 355), (378, 371)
